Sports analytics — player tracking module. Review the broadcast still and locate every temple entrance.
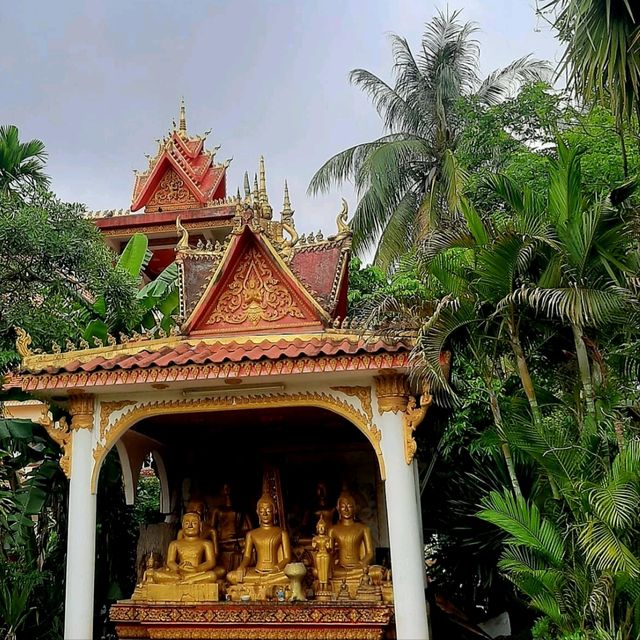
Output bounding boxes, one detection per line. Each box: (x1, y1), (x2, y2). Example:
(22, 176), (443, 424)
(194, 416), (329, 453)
(110, 405), (389, 579)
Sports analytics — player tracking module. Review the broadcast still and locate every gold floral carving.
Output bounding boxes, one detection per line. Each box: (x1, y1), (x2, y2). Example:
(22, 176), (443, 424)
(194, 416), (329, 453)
(373, 373), (410, 414)
(101, 220), (231, 238)
(67, 391), (95, 430)
(99, 400), (136, 441)
(95, 400), (136, 466)
(91, 392), (385, 492)
(330, 386), (373, 424)
(36, 412), (72, 478)
(146, 169), (199, 211)
(110, 601), (393, 639)
(206, 246), (305, 326)
(146, 630), (383, 639)
(403, 394), (432, 465)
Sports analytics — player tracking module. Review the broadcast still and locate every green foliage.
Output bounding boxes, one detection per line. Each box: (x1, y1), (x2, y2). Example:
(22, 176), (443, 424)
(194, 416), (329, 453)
(309, 9), (550, 270)
(0, 415), (68, 639)
(0, 125), (49, 196)
(133, 474), (162, 525)
(543, 0), (640, 125)
(0, 189), (142, 369)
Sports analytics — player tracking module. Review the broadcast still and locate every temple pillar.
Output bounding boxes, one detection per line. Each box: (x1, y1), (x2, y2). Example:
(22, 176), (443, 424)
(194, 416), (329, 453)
(64, 393), (97, 640)
(375, 374), (431, 640)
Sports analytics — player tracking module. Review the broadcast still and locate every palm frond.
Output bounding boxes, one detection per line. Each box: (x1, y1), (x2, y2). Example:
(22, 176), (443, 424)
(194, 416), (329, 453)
(579, 518), (640, 576)
(478, 490), (565, 567)
(501, 283), (633, 328)
(307, 134), (401, 195)
(588, 479), (640, 529)
(475, 56), (553, 106)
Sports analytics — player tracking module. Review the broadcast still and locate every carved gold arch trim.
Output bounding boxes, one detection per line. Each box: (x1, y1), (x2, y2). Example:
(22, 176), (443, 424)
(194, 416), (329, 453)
(90, 392), (385, 492)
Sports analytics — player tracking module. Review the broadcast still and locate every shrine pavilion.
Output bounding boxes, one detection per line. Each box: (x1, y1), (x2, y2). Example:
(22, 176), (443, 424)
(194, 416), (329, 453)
(7, 104), (431, 640)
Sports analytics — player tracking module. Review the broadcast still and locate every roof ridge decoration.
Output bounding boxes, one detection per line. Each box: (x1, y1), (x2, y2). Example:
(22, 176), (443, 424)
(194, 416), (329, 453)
(130, 100), (228, 213)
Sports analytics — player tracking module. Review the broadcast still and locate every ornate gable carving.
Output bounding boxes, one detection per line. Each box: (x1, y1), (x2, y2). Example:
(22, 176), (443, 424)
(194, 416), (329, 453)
(206, 245), (305, 325)
(187, 230), (324, 335)
(146, 168), (199, 212)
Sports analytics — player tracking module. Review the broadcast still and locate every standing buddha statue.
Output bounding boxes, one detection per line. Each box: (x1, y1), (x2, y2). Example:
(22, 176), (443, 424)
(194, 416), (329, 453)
(311, 514), (333, 598)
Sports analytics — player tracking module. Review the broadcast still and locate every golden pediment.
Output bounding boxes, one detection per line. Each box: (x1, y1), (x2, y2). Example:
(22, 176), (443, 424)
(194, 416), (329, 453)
(206, 245), (305, 326)
(146, 168), (199, 212)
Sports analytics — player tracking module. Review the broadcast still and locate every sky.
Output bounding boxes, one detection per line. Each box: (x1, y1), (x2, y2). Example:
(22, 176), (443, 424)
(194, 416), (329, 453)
(0, 0), (560, 235)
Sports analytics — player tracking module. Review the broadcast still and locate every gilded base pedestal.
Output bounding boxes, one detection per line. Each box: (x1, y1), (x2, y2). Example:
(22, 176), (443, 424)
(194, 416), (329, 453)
(110, 601), (394, 640)
(132, 583), (219, 603)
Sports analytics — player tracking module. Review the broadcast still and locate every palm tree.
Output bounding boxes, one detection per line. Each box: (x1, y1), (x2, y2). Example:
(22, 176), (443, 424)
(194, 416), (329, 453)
(309, 9), (550, 270)
(491, 140), (639, 429)
(542, 0), (640, 173)
(479, 425), (640, 639)
(0, 125), (49, 195)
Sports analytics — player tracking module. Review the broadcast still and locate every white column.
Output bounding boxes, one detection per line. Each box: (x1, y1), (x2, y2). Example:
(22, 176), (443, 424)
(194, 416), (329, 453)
(64, 426), (97, 640)
(380, 410), (431, 640)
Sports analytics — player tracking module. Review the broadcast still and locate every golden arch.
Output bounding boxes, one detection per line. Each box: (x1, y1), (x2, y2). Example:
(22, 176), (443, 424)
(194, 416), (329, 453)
(90, 392), (385, 493)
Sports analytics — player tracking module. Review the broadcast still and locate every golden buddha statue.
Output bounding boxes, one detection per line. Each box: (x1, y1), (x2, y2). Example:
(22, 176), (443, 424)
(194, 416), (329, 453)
(145, 512), (220, 585)
(177, 499), (225, 579)
(211, 483), (252, 571)
(311, 514), (333, 599)
(227, 492), (291, 589)
(329, 490), (384, 593)
(132, 512), (221, 601)
(302, 482), (335, 537)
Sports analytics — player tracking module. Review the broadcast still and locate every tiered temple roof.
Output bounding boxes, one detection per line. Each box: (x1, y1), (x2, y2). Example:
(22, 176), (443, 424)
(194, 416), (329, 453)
(7, 105), (412, 393)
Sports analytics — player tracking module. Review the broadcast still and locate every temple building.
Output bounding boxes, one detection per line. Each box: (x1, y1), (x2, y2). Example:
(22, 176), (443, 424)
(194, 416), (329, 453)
(7, 104), (431, 640)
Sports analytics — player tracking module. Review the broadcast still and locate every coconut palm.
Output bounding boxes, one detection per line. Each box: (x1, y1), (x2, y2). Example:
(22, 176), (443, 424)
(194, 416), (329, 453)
(309, 9), (550, 270)
(0, 125), (49, 195)
(542, 0), (640, 172)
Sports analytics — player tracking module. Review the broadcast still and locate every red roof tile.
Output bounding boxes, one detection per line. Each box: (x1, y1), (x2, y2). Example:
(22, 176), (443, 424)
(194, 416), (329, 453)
(27, 336), (409, 376)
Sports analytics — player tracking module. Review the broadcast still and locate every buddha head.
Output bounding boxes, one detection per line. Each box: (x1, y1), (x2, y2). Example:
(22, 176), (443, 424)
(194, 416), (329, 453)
(316, 482), (328, 507)
(256, 492), (277, 527)
(181, 511), (202, 539)
(316, 514), (327, 536)
(185, 498), (206, 521)
(336, 490), (357, 521)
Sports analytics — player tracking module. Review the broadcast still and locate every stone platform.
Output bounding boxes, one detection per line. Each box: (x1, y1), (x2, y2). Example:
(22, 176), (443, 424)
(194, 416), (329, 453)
(110, 600), (395, 639)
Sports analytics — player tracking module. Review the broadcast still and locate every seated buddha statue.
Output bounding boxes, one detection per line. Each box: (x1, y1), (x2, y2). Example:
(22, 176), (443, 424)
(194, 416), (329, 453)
(329, 490), (384, 587)
(177, 498), (225, 579)
(226, 492), (291, 587)
(144, 512), (221, 584)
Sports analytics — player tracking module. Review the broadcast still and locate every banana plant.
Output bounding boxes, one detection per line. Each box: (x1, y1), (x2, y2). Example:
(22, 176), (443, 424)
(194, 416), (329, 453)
(82, 233), (179, 343)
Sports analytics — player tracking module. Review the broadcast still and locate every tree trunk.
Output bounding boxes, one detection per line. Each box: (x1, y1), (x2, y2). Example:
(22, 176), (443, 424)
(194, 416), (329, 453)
(507, 314), (542, 426)
(618, 119), (629, 178)
(483, 367), (522, 498)
(572, 323), (596, 427)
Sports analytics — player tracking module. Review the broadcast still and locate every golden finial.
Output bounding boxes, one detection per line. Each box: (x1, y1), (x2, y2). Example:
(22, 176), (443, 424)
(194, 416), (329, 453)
(336, 198), (351, 236)
(179, 97), (187, 135)
(14, 327), (33, 358)
(282, 180), (293, 222)
(258, 156), (272, 220)
(176, 216), (190, 250)
(243, 171), (251, 198)
(253, 173), (260, 207)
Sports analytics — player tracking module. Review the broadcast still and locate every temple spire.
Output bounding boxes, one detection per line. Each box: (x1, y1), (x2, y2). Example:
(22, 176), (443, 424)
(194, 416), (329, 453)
(179, 97), (187, 135)
(258, 156), (272, 220)
(252, 173), (260, 208)
(243, 171), (251, 199)
(281, 180), (294, 225)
